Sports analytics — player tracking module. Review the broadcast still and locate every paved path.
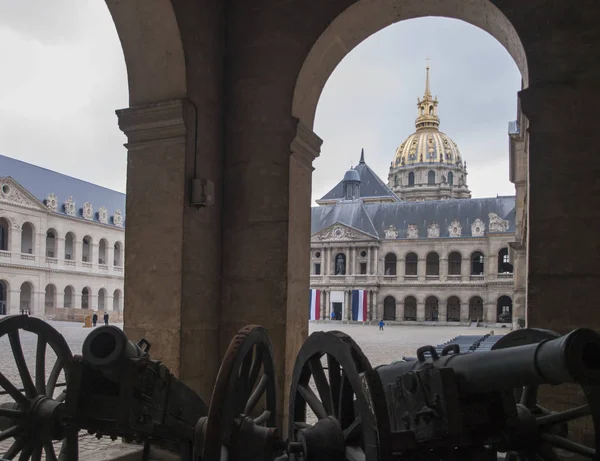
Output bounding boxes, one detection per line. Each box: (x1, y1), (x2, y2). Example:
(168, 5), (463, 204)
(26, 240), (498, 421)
(0, 318), (505, 460)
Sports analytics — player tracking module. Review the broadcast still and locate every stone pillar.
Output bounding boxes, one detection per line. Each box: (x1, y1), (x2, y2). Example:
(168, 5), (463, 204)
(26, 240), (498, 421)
(57, 237), (65, 262)
(396, 300), (404, 322)
(416, 299), (425, 322)
(417, 258), (426, 282)
(397, 256), (404, 278)
(366, 247), (371, 275)
(323, 247), (329, 275)
(351, 247), (356, 275)
(440, 257), (448, 282)
(438, 299), (447, 322)
(91, 243), (98, 269)
(372, 247), (378, 275)
(487, 253), (498, 279)
(320, 290), (326, 320)
(372, 291), (379, 321)
(461, 257), (471, 282)
(460, 301), (469, 323)
(107, 244), (115, 269)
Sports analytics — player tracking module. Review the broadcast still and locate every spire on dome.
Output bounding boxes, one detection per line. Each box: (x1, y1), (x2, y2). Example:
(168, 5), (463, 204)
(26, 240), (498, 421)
(424, 58), (431, 98)
(415, 61), (440, 131)
(359, 148), (365, 164)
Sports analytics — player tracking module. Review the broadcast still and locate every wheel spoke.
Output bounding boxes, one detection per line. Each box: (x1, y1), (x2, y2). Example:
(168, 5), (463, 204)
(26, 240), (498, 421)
(59, 429), (79, 461)
(43, 443), (58, 461)
(46, 359), (63, 397)
(342, 417), (362, 441)
(298, 384), (328, 420)
(345, 445), (366, 461)
(9, 331), (36, 398)
(338, 373), (355, 430)
(35, 337), (47, 396)
(17, 442), (33, 461)
(5, 437), (25, 459)
(308, 357), (333, 416)
(0, 425), (22, 442)
(293, 421), (312, 430)
(537, 404), (590, 427)
(244, 373), (268, 415)
(31, 445), (42, 461)
(520, 385), (538, 409)
(247, 346), (264, 393)
(254, 410), (271, 425)
(327, 355), (341, 418)
(55, 391), (67, 403)
(540, 433), (596, 458)
(536, 443), (561, 461)
(0, 371), (29, 408)
(0, 408), (24, 418)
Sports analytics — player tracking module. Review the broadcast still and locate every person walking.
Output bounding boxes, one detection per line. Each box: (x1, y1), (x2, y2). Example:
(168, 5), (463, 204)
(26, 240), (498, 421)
(104, 312), (109, 325)
(92, 312), (98, 327)
(378, 319), (385, 331)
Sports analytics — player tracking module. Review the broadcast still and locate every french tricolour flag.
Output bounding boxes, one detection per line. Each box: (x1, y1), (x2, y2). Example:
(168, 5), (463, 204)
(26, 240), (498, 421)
(309, 289), (321, 320)
(351, 290), (368, 321)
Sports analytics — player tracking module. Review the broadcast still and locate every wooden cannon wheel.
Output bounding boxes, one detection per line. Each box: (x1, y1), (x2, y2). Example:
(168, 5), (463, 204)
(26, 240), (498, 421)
(287, 330), (391, 461)
(197, 325), (279, 461)
(0, 315), (76, 461)
(492, 328), (599, 461)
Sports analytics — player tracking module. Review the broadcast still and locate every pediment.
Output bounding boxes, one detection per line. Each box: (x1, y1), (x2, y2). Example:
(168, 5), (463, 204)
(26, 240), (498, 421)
(0, 177), (45, 211)
(311, 223), (377, 242)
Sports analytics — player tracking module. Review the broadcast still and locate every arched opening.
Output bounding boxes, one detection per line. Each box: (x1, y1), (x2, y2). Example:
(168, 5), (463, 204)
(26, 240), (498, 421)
(65, 232), (75, 261)
(98, 239), (108, 265)
(0, 280), (8, 315)
(113, 289), (122, 312)
(114, 242), (123, 267)
(405, 252), (418, 276)
(334, 253), (346, 275)
(20, 282), (33, 314)
(469, 296), (484, 322)
(45, 229), (57, 258)
(63, 286), (74, 309)
(404, 296), (417, 321)
(497, 296), (513, 323)
(383, 296), (396, 320)
(81, 287), (90, 309)
(429, 105), (434, 115)
(21, 222), (34, 254)
(448, 172), (454, 185)
(447, 296), (461, 321)
(426, 252), (439, 276)
(82, 236), (92, 263)
(425, 296), (439, 321)
(448, 252), (462, 275)
(498, 248), (513, 273)
(471, 251), (485, 275)
(44, 284), (56, 310)
(0, 217), (9, 252)
(384, 253), (397, 276)
(408, 171), (415, 186)
(427, 170), (436, 185)
(98, 288), (106, 311)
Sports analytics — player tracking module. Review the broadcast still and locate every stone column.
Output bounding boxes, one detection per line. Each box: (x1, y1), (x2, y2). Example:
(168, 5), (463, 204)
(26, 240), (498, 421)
(107, 244), (115, 269)
(396, 300), (404, 322)
(366, 247), (371, 275)
(351, 247), (356, 275)
(417, 257), (426, 282)
(440, 257), (448, 282)
(91, 243), (98, 269)
(57, 237), (65, 262)
(461, 257), (471, 282)
(323, 248), (329, 275)
(460, 301), (469, 323)
(416, 299), (425, 322)
(372, 247), (378, 275)
(397, 256), (404, 278)
(372, 291), (379, 321)
(320, 290), (326, 320)
(438, 299), (447, 322)
(487, 253), (498, 279)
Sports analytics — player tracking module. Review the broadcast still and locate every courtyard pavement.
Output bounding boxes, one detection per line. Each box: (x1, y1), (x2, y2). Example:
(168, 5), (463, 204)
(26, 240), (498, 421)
(0, 319), (504, 460)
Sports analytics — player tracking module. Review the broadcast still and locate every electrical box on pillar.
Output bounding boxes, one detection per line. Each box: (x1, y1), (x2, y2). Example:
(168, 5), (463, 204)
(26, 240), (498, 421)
(191, 178), (215, 208)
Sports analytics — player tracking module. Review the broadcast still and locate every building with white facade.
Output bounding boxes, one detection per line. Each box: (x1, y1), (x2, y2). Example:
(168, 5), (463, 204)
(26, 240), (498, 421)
(0, 155), (125, 322)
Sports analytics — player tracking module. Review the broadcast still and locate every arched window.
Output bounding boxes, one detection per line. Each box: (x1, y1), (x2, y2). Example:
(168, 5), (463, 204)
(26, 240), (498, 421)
(448, 172), (454, 185)
(44, 284), (56, 309)
(497, 296), (513, 323)
(448, 252), (461, 275)
(64, 286), (74, 309)
(408, 172), (415, 186)
(113, 289), (122, 312)
(334, 253), (346, 275)
(394, 175), (399, 187)
(21, 222), (34, 254)
(471, 251), (485, 275)
(426, 252), (439, 276)
(405, 252), (418, 276)
(114, 241), (123, 266)
(447, 296), (461, 322)
(20, 282), (33, 314)
(384, 253), (397, 276)
(98, 239), (108, 265)
(469, 296), (484, 322)
(404, 296), (417, 321)
(98, 288), (106, 310)
(0, 280), (9, 315)
(429, 105), (434, 115)
(425, 296), (439, 321)
(46, 229), (57, 258)
(428, 170), (435, 185)
(82, 236), (92, 263)
(383, 296), (396, 321)
(0, 217), (10, 251)
(81, 287), (90, 309)
(65, 232), (75, 261)
(497, 248), (513, 273)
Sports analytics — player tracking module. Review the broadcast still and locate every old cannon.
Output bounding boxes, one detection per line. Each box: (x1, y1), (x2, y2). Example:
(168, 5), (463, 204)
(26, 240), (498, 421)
(0, 314), (598, 461)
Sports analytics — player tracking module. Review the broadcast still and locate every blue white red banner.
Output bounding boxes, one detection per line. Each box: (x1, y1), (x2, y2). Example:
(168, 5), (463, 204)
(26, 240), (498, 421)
(351, 290), (368, 321)
(309, 289), (321, 320)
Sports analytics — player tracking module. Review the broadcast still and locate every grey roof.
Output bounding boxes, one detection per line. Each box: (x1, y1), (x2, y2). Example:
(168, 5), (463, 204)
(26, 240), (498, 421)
(0, 154), (126, 227)
(318, 151), (399, 203)
(312, 196), (516, 239)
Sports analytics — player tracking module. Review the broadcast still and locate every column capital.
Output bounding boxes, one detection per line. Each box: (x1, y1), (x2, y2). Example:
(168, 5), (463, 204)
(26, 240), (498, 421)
(290, 121), (323, 169)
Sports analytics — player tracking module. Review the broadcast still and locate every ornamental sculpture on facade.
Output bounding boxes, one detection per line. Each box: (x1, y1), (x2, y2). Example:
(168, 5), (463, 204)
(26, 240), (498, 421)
(406, 224), (419, 239)
(45, 193), (58, 212)
(384, 225), (398, 239)
(448, 219), (462, 237)
(471, 218), (485, 237)
(98, 206), (109, 224)
(113, 209), (124, 227)
(488, 213), (509, 232)
(427, 223), (440, 238)
(64, 197), (77, 216)
(82, 202), (94, 220)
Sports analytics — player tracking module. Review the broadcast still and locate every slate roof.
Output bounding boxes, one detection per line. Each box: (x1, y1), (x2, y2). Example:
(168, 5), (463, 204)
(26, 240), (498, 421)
(312, 197), (516, 239)
(0, 154), (126, 227)
(317, 150), (400, 203)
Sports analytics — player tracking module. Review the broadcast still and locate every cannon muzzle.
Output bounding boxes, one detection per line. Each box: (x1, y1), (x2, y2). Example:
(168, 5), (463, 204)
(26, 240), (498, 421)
(82, 326), (147, 368)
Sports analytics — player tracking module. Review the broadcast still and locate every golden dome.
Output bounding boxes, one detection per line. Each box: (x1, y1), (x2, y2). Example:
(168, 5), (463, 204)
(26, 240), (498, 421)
(393, 130), (462, 167)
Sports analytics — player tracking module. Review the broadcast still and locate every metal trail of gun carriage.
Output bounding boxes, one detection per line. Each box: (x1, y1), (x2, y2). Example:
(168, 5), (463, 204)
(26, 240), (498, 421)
(0, 315), (598, 461)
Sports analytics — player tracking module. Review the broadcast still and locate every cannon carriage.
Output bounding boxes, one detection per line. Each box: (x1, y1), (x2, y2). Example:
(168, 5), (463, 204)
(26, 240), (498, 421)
(0, 314), (597, 461)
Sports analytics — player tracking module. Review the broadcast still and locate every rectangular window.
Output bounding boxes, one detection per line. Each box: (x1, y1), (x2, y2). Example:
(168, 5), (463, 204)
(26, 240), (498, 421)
(360, 263), (367, 274)
(314, 263), (321, 275)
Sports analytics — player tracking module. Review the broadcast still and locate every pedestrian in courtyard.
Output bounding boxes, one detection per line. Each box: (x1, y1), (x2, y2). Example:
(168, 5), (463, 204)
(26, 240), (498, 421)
(378, 319), (384, 331)
(104, 312), (109, 325)
(92, 312), (98, 327)
(331, 311), (335, 320)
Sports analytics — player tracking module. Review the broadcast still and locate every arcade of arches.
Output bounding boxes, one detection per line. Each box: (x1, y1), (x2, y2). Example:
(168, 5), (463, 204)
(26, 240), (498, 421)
(105, 0), (600, 430)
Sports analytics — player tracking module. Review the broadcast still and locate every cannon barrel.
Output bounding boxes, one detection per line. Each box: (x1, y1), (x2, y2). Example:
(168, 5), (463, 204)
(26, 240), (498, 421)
(376, 328), (600, 394)
(82, 325), (147, 368)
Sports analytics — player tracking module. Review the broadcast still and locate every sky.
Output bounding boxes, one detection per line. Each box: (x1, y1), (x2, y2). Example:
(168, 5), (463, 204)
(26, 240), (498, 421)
(0, 4), (521, 202)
